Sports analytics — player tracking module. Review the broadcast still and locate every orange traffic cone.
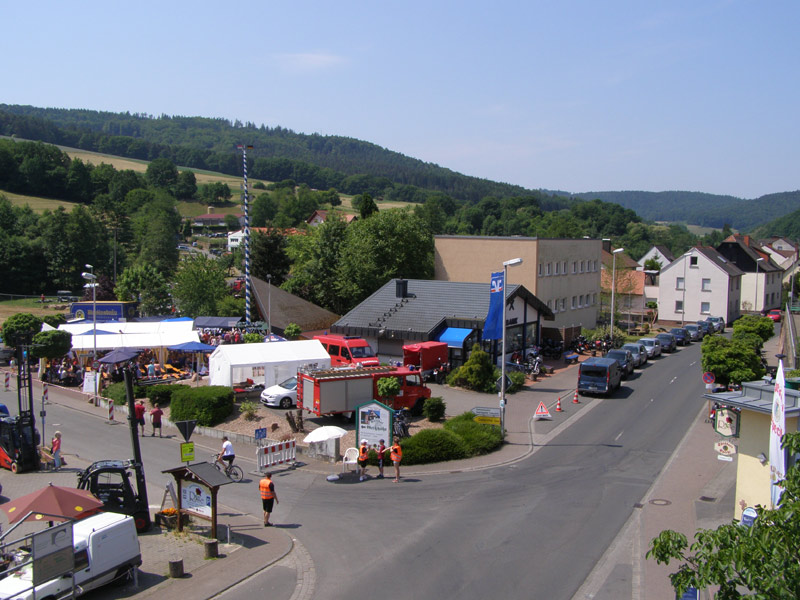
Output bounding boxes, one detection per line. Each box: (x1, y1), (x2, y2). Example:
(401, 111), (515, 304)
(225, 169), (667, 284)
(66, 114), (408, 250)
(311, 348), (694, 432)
(573, 390), (580, 404)
(555, 397), (563, 412)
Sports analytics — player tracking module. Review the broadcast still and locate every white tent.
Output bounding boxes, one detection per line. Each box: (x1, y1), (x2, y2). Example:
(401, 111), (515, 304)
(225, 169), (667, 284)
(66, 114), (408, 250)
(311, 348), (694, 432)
(209, 340), (331, 388)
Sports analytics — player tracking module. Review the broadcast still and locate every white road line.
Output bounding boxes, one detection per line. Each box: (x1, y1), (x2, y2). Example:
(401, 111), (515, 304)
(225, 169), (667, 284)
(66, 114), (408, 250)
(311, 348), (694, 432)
(614, 431), (623, 441)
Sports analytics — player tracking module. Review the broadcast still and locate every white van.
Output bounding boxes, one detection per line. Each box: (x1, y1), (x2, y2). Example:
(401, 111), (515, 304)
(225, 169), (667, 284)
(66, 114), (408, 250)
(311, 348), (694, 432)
(0, 513), (142, 599)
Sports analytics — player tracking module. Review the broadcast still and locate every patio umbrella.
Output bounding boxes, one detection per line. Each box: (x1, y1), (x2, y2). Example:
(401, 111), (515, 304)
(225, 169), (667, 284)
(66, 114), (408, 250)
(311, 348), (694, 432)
(167, 341), (215, 352)
(98, 347), (141, 364)
(303, 426), (348, 444)
(0, 483), (104, 525)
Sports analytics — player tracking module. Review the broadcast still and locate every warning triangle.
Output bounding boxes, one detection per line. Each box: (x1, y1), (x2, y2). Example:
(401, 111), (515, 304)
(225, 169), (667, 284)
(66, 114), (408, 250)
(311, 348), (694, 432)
(534, 401), (552, 421)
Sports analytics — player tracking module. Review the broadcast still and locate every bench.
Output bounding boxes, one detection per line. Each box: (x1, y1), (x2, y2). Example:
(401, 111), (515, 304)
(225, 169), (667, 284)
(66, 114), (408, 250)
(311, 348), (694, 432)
(563, 353), (579, 365)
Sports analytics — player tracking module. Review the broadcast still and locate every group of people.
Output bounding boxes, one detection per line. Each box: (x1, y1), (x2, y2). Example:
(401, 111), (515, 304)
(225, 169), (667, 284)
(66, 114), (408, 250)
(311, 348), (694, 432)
(200, 328), (245, 346)
(358, 437), (403, 482)
(133, 399), (164, 436)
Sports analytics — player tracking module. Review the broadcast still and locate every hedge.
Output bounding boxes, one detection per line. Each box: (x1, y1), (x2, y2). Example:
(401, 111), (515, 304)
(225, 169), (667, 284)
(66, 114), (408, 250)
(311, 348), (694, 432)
(400, 429), (469, 465)
(443, 412), (503, 455)
(168, 385), (234, 426)
(145, 384), (175, 407)
(102, 381), (147, 406)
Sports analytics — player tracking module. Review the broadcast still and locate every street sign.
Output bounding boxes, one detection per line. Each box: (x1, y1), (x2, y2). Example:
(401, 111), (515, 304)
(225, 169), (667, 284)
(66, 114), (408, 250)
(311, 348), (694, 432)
(702, 371), (715, 384)
(254, 427), (268, 440)
(714, 408), (740, 437)
(534, 401), (552, 421)
(495, 375), (513, 393)
(740, 506), (758, 528)
(471, 406), (501, 418)
(714, 440), (737, 456)
(473, 416), (501, 425)
(175, 420), (197, 442)
(180, 442), (195, 463)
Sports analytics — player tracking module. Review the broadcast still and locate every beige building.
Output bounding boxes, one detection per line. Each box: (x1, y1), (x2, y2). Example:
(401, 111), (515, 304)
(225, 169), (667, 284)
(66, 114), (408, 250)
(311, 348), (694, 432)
(434, 236), (601, 335)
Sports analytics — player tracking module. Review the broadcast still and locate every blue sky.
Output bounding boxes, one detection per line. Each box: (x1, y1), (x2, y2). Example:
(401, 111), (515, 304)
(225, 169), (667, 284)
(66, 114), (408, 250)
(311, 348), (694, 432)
(2, 1), (797, 199)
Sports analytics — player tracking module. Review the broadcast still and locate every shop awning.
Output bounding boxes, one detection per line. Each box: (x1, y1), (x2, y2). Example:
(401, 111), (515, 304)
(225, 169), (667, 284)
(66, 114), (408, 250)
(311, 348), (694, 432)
(437, 327), (473, 348)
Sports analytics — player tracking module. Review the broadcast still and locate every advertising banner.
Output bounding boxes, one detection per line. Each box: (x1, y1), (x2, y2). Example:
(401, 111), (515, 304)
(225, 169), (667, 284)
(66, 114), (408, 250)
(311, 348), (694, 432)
(356, 401), (392, 449)
(482, 271), (504, 340)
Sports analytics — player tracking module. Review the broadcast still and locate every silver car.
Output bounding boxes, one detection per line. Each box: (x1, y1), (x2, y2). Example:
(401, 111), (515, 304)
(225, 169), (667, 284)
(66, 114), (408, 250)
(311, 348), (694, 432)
(621, 342), (647, 367)
(706, 316), (725, 332)
(684, 324), (703, 341)
(639, 337), (662, 358)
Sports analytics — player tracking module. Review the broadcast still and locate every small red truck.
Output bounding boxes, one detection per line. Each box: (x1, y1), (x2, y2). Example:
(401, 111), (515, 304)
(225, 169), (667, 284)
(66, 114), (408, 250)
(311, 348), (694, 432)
(402, 341), (449, 383)
(297, 365), (431, 417)
(313, 334), (380, 367)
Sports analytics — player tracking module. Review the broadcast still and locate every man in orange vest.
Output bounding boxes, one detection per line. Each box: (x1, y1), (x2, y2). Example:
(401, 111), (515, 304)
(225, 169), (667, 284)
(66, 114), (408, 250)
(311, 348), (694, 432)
(358, 439), (370, 481)
(390, 436), (403, 483)
(259, 472), (279, 526)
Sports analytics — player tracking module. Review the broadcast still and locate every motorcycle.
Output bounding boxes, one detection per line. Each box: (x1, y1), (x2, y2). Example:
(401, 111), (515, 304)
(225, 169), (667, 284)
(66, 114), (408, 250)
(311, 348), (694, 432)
(526, 354), (544, 380)
(393, 409), (411, 439)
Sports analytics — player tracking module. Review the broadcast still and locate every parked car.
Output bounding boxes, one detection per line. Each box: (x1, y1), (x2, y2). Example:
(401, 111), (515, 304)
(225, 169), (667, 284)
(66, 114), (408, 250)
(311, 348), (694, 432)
(260, 376), (298, 408)
(669, 327), (690, 346)
(577, 357), (622, 396)
(606, 349), (634, 378)
(705, 316), (726, 332)
(696, 320), (713, 336)
(684, 324), (703, 341)
(655, 332), (677, 353)
(768, 309), (782, 322)
(621, 342), (647, 368)
(639, 337), (662, 358)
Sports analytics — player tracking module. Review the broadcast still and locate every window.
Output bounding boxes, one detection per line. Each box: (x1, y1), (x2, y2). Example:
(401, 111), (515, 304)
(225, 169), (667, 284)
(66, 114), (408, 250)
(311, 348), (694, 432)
(593, 293), (597, 305)
(580, 260), (585, 273)
(546, 299), (552, 309)
(676, 277), (685, 290)
(74, 549), (90, 571)
(579, 294), (584, 307)
(560, 298), (566, 311)
(538, 263), (543, 276)
(701, 302), (710, 314)
(554, 262), (559, 275)
(546, 263), (551, 276)
(702, 278), (711, 292)
(571, 296), (576, 309)
(572, 261), (577, 274)
(676, 300), (684, 313)
(690, 256), (698, 267)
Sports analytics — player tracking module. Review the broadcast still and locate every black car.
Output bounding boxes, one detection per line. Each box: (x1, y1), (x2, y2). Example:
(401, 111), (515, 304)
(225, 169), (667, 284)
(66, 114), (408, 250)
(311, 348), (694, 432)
(696, 320), (713, 336)
(605, 349), (634, 378)
(655, 332), (677, 353)
(669, 327), (689, 346)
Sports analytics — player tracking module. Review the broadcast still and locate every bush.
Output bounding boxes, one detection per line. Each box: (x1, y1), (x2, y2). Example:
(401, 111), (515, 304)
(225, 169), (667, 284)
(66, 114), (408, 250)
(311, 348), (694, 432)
(146, 384), (175, 407)
(102, 381), (147, 406)
(508, 370), (526, 392)
(400, 429), (469, 465)
(732, 315), (774, 343)
(446, 344), (496, 392)
(169, 385), (234, 426)
(240, 400), (259, 421)
(422, 397), (446, 422)
(444, 412), (503, 456)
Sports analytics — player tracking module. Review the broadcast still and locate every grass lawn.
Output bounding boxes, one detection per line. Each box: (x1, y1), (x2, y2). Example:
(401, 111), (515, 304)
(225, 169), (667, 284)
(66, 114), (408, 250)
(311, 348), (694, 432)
(0, 298), (69, 323)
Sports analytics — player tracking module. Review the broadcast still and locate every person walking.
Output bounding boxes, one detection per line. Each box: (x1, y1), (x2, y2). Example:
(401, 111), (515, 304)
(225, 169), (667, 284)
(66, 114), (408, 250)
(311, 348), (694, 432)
(259, 471), (279, 526)
(390, 436), (403, 483)
(150, 403), (163, 437)
(134, 400), (146, 436)
(358, 439), (370, 481)
(51, 431), (62, 470)
(377, 439), (386, 479)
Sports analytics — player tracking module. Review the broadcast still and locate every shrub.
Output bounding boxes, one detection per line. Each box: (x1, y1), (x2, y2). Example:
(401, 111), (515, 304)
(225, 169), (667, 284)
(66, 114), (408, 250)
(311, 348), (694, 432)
(446, 344), (496, 392)
(240, 400), (259, 421)
(102, 381), (147, 406)
(169, 385), (234, 426)
(400, 429), (469, 465)
(444, 412), (503, 456)
(508, 370), (526, 392)
(146, 384), (175, 407)
(422, 397), (446, 422)
(732, 315), (774, 343)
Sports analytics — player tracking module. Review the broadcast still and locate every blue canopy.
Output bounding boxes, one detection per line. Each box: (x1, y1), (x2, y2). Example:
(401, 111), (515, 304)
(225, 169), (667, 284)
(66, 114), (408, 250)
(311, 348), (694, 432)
(98, 348), (141, 364)
(437, 327), (473, 348)
(78, 328), (116, 335)
(167, 341), (216, 352)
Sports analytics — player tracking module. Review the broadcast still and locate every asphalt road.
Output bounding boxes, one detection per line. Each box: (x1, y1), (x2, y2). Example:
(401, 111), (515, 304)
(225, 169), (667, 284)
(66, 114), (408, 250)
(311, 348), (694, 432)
(1, 341), (704, 600)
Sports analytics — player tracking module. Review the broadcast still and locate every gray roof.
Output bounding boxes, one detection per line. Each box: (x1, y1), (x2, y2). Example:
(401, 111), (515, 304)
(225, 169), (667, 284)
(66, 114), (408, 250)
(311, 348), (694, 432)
(693, 246), (746, 277)
(332, 279), (553, 340)
(251, 276), (339, 333)
(703, 379), (800, 417)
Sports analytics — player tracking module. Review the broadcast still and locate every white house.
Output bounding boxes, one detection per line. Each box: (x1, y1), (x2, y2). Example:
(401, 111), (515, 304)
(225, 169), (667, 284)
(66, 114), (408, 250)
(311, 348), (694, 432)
(637, 245), (674, 271)
(659, 247), (743, 325)
(717, 235), (783, 313)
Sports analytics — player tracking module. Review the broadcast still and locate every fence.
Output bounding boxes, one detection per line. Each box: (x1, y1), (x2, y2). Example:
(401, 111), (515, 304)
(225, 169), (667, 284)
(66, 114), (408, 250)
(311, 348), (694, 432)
(255, 439), (296, 471)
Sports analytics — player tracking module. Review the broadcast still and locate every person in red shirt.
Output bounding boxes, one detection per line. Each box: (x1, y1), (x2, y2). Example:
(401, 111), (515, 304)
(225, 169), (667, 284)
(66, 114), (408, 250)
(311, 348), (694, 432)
(51, 431), (62, 470)
(134, 400), (146, 436)
(150, 403), (164, 437)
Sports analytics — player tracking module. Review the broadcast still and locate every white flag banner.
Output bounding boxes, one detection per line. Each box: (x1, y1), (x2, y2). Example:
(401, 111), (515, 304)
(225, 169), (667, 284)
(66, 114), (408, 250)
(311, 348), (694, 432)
(770, 360), (786, 508)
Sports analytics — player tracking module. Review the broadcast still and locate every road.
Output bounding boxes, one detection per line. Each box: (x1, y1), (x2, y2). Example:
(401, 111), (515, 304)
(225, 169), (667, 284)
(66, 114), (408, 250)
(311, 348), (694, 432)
(1, 341), (704, 600)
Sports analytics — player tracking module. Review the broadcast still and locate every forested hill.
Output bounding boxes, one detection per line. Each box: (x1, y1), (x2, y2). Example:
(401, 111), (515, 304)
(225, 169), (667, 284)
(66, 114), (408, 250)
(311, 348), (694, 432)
(572, 190), (800, 232)
(0, 104), (556, 206)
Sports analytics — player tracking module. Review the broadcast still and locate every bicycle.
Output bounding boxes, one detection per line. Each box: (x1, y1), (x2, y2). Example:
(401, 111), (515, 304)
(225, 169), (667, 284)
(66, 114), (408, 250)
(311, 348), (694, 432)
(211, 455), (243, 482)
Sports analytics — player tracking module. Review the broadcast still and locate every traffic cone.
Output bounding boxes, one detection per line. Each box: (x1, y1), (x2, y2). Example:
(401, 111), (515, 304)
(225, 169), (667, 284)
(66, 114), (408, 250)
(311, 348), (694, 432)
(573, 390), (580, 404)
(555, 397), (563, 412)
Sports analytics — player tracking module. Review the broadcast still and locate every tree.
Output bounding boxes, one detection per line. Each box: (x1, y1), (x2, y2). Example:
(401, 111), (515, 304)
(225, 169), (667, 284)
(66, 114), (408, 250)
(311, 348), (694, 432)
(174, 170), (197, 200)
(216, 295), (245, 318)
(2, 313), (43, 347)
(643, 257), (663, 272)
(251, 230), (290, 286)
(376, 376), (401, 406)
(31, 330), (72, 381)
(171, 255), (229, 317)
(115, 264), (171, 316)
(283, 323), (301, 339)
(732, 315), (775, 343)
(700, 335), (765, 386)
(358, 193), (379, 219)
(648, 431), (800, 598)
(145, 158), (178, 189)
(224, 214), (240, 231)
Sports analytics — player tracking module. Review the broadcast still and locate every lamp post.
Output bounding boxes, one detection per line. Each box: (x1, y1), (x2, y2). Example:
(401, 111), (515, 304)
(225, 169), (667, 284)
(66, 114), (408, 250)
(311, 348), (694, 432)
(609, 248), (624, 344)
(81, 265), (97, 404)
(501, 258), (522, 434)
(681, 251), (693, 326)
(754, 257), (764, 314)
(267, 274), (272, 342)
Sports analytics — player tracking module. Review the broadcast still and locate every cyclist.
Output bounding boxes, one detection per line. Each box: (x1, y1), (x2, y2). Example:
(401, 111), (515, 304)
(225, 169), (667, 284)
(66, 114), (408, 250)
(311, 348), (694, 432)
(217, 436), (235, 472)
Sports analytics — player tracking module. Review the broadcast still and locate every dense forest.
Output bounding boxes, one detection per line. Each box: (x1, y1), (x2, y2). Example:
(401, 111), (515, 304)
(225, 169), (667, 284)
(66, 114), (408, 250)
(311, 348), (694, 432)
(573, 190), (800, 232)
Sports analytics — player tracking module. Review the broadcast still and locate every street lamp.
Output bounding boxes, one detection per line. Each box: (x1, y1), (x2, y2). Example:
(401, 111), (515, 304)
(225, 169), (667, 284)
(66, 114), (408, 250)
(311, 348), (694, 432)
(754, 257), (764, 314)
(609, 248), (624, 344)
(81, 265), (98, 404)
(681, 251), (693, 326)
(266, 274), (272, 342)
(501, 257), (522, 434)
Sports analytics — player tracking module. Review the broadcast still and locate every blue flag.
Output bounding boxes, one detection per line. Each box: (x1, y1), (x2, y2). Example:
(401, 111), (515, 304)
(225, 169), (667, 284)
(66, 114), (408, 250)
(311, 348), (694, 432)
(482, 271), (504, 340)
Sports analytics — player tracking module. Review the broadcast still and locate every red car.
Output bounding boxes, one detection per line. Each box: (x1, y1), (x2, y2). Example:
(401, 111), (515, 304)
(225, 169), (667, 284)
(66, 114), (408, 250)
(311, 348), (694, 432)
(768, 309), (782, 322)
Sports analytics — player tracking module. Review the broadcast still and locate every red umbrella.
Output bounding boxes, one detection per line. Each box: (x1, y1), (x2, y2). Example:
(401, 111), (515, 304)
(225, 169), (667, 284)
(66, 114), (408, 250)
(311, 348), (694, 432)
(0, 483), (104, 525)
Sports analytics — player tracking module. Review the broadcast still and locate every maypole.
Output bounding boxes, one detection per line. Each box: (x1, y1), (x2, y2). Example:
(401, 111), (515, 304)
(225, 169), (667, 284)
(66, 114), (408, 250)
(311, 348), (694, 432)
(237, 144), (253, 324)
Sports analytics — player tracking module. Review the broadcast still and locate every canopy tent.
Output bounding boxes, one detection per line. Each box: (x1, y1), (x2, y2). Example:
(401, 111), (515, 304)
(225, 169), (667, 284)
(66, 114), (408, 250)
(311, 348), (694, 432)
(195, 316), (243, 329)
(167, 341), (216, 352)
(67, 331), (201, 352)
(209, 340), (331, 388)
(60, 320), (195, 336)
(98, 348), (141, 364)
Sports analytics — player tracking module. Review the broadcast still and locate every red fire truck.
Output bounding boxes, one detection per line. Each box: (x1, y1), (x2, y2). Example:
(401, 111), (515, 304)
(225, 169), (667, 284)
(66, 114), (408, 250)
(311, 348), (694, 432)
(297, 366), (431, 417)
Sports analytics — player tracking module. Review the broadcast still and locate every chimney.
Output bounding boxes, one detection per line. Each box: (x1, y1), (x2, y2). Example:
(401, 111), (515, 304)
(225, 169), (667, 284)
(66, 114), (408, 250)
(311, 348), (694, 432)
(208, 206), (214, 214)
(396, 279), (408, 298)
